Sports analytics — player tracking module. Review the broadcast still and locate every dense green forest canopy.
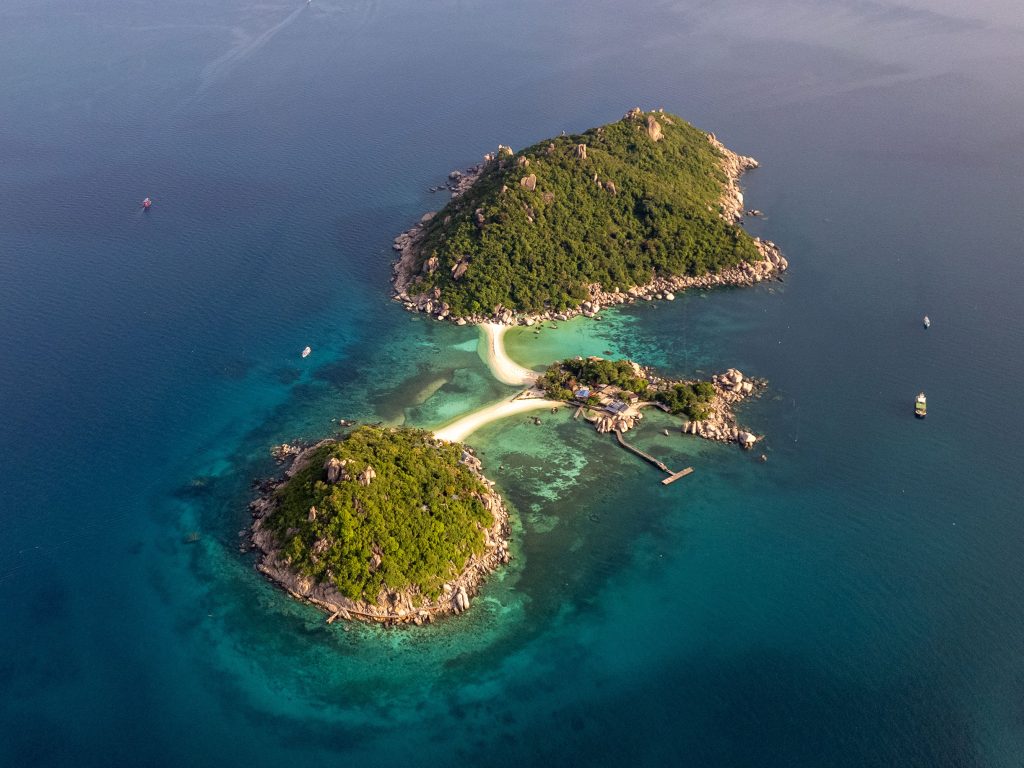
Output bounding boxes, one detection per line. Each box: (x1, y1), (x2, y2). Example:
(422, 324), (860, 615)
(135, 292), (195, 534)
(264, 426), (493, 602)
(653, 380), (716, 421)
(541, 357), (717, 421)
(411, 109), (761, 316)
(541, 357), (649, 401)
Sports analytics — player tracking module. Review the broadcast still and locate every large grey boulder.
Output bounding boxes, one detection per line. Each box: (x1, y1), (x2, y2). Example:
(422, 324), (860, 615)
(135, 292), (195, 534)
(324, 457), (348, 483)
(646, 115), (663, 141)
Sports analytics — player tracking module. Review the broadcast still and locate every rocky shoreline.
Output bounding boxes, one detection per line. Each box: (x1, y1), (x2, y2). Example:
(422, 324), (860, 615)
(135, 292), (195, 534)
(248, 438), (511, 626)
(391, 163), (485, 297)
(708, 132), (759, 225)
(618, 369), (764, 450)
(555, 363), (765, 449)
(680, 368), (766, 449)
(391, 132), (787, 327)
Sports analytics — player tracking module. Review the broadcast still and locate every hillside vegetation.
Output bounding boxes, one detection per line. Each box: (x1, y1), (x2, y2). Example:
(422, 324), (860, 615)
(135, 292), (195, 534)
(263, 426), (493, 602)
(411, 109), (760, 316)
(541, 356), (717, 421)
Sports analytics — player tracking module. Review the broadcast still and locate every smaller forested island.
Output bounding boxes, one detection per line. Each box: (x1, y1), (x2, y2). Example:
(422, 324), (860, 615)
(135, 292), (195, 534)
(249, 426), (510, 625)
(393, 108), (786, 324)
(539, 356), (763, 448)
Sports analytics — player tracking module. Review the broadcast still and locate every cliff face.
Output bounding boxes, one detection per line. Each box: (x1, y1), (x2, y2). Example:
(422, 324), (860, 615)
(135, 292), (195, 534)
(707, 132), (759, 224)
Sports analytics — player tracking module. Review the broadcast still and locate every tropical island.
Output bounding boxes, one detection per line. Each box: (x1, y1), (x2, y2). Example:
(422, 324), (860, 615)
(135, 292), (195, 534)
(250, 108), (783, 624)
(393, 107), (786, 324)
(538, 356), (763, 448)
(250, 425), (510, 625)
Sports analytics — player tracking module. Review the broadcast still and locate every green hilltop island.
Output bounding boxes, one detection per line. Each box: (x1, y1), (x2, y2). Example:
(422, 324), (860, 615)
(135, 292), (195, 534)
(250, 426), (510, 626)
(393, 107), (787, 324)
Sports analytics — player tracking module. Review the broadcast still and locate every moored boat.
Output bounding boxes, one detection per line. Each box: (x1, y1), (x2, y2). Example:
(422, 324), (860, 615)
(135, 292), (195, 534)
(923, 315), (930, 328)
(915, 392), (927, 418)
(301, 345), (312, 358)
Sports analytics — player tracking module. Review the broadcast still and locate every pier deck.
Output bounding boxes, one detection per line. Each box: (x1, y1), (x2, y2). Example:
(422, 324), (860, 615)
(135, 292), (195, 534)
(661, 467), (694, 485)
(613, 429), (693, 485)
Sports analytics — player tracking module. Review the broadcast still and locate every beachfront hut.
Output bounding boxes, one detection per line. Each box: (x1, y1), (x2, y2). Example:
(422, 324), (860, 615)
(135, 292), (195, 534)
(574, 387), (591, 401)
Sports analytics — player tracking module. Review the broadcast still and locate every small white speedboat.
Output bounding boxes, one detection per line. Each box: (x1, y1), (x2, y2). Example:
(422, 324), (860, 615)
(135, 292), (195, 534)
(923, 316), (930, 329)
(301, 346), (311, 358)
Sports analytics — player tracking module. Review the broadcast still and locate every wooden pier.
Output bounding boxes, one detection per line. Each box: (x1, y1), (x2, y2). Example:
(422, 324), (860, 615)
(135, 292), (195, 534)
(661, 467), (694, 485)
(613, 429), (669, 471)
(613, 429), (693, 485)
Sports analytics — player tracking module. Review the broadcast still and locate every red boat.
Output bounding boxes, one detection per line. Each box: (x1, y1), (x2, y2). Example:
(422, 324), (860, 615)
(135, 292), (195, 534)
(142, 197), (152, 210)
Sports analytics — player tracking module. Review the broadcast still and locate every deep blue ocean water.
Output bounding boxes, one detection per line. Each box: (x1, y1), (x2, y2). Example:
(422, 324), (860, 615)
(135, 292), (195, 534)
(3, 0), (1024, 765)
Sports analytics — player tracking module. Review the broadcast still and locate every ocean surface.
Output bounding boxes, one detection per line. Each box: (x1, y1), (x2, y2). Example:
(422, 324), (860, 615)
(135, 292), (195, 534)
(3, 0), (1024, 765)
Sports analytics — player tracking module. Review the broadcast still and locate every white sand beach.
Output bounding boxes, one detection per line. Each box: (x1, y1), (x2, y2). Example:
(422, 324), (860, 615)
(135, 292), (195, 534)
(480, 323), (539, 386)
(434, 396), (563, 443)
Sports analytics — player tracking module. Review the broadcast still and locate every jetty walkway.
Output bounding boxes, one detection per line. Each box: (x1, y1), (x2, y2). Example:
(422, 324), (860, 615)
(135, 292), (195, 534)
(614, 429), (669, 472)
(614, 429), (693, 485)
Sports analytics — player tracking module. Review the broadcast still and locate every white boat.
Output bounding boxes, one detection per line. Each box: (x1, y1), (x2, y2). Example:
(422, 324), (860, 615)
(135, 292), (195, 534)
(923, 315), (930, 328)
(301, 346), (311, 358)
(915, 392), (927, 418)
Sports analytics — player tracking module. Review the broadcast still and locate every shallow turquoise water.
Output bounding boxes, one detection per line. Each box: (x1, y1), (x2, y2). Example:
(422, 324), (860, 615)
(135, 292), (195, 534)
(3, 0), (1024, 765)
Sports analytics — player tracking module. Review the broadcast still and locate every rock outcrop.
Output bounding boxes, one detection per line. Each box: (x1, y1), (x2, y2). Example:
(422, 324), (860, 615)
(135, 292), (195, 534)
(325, 456), (349, 483)
(391, 162), (486, 294)
(594, 410), (642, 434)
(675, 368), (766, 447)
(451, 258), (469, 281)
(452, 586), (470, 614)
(646, 114), (663, 142)
(707, 132), (758, 224)
(357, 465), (376, 486)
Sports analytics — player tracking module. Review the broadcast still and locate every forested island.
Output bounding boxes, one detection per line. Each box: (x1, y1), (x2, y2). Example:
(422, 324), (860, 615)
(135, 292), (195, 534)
(250, 426), (510, 625)
(393, 108), (786, 324)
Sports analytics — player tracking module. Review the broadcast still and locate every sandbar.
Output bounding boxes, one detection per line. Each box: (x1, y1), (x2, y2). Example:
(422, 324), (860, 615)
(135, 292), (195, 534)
(480, 323), (539, 386)
(434, 395), (562, 442)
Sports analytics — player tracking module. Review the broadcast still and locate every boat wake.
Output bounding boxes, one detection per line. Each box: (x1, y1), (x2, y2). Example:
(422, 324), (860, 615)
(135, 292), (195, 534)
(195, 4), (306, 97)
